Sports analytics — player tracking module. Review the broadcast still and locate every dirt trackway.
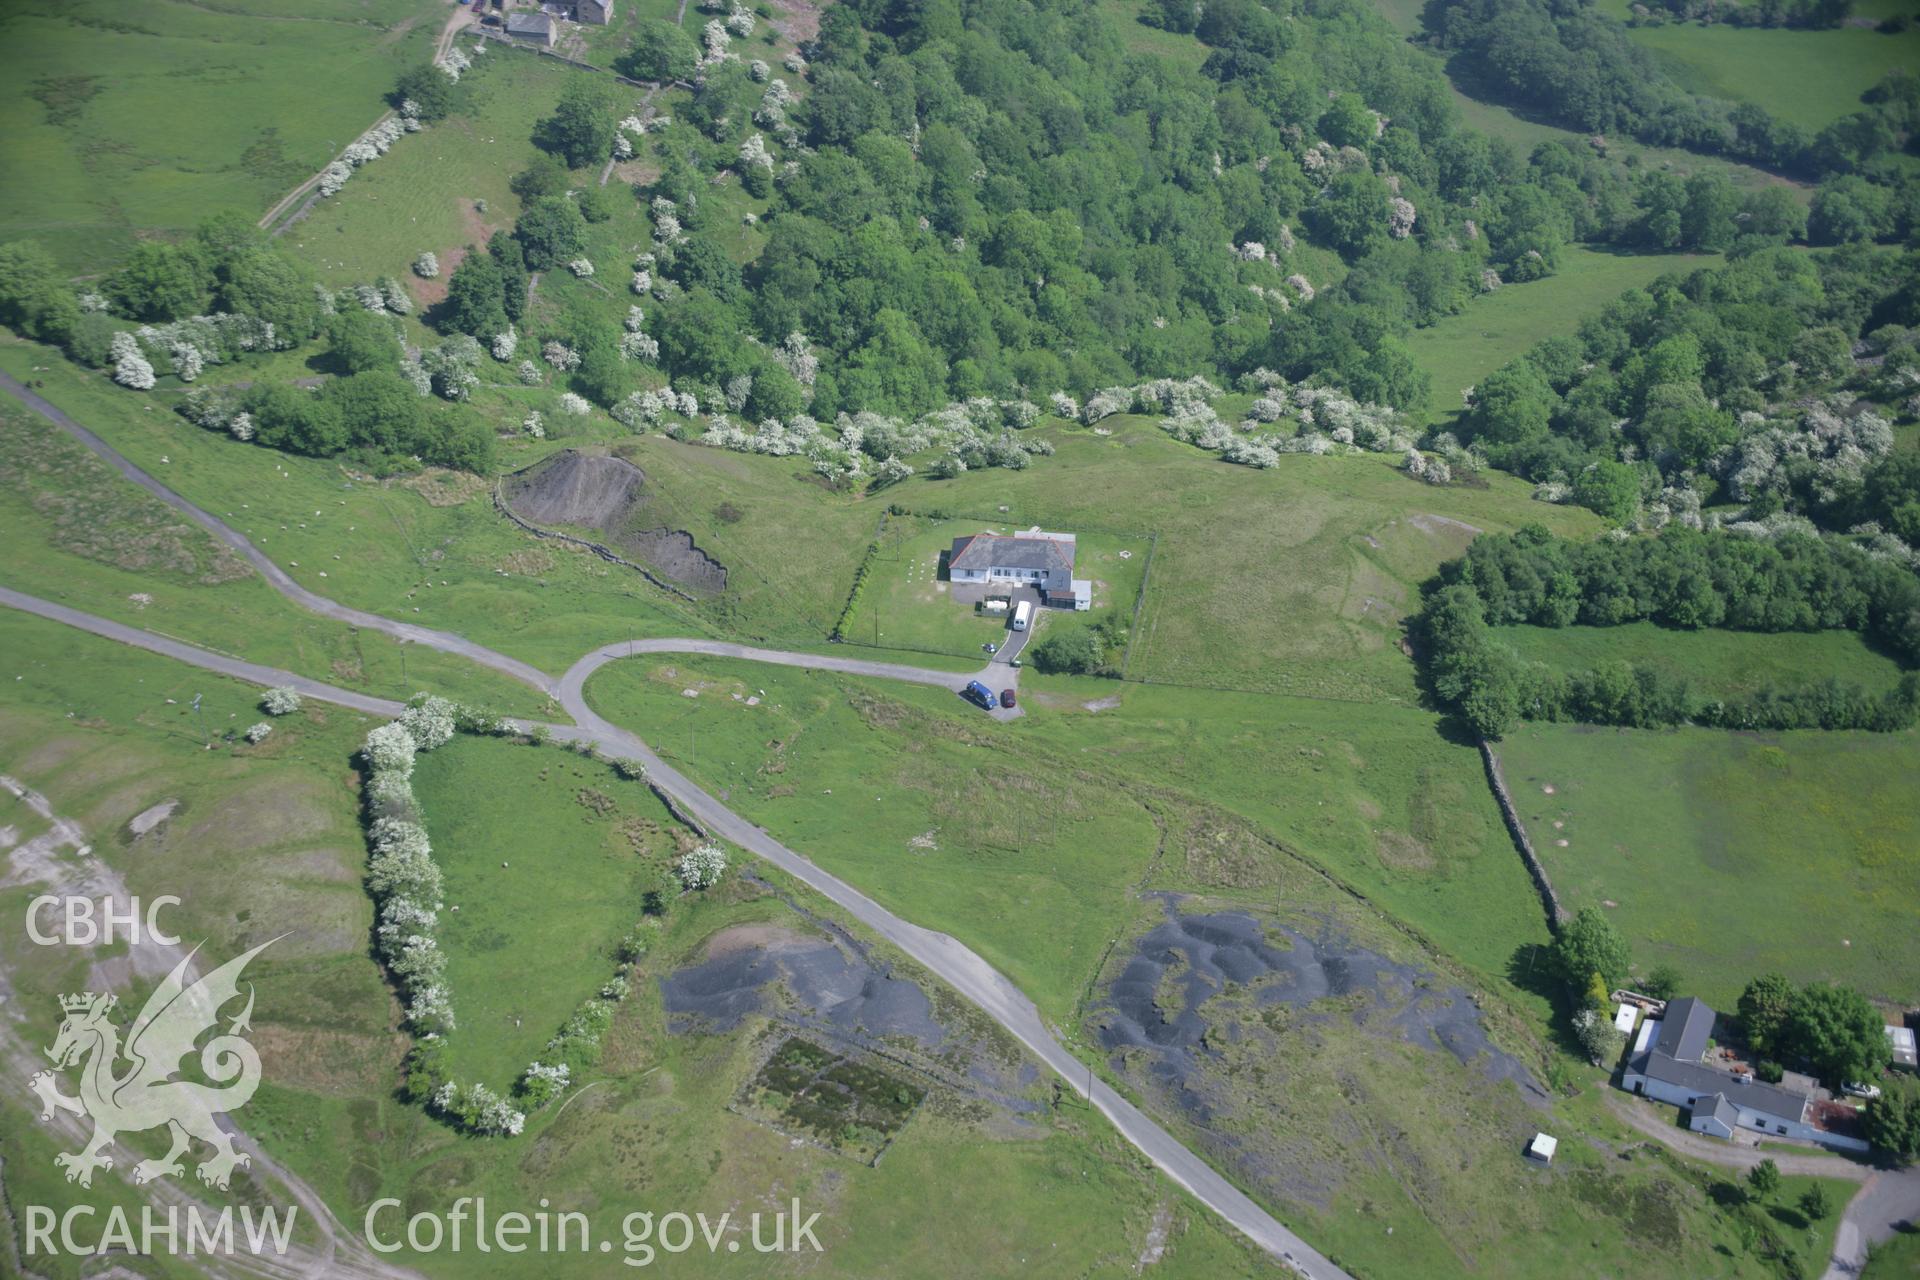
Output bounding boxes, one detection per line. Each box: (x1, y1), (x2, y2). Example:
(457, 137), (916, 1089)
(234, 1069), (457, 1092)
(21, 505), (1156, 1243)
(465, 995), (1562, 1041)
(1607, 1096), (1919, 1280)
(0, 773), (424, 1280)
(0, 378), (1340, 1277)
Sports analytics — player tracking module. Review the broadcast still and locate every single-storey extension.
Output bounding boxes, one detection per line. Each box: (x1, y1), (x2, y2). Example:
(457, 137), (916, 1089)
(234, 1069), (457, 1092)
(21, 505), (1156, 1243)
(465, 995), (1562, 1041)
(948, 529), (1090, 610)
(1621, 996), (1869, 1153)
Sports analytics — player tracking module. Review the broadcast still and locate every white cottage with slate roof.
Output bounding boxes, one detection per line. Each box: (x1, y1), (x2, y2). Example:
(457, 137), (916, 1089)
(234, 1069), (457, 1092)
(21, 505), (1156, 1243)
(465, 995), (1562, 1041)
(1621, 996), (1869, 1152)
(948, 528), (1091, 610)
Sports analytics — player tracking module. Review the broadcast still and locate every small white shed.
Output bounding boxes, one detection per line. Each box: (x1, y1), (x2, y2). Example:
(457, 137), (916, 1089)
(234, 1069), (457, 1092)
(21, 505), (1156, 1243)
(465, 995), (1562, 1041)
(1526, 1132), (1558, 1164)
(1613, 1003), (1638, 1033)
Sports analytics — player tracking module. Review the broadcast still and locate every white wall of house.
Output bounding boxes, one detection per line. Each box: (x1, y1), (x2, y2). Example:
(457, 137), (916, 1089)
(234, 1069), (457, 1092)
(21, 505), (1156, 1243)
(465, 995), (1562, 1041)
(1624, 1071), (1869, 1152)
(1690, 1112), (1736, 1140)
(954, 566), (1049, 583)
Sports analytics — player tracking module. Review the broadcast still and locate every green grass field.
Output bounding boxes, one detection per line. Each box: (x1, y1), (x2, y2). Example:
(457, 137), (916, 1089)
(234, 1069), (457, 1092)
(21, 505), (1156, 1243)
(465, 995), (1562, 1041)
(0, 607), (1280, 1279)
(0, 339), (723, 677)
(0, 0), (444, 273)
(0, 386), (549, 715)
(411, 735), (667, 1085)
(583, 653), (1559, 1009)
(1500, 720), (1920, 1008)
(280, 48), (590, 294)
(1498, 622), (1910, 698)
(5, 332), (1605, 702)
(1588, 2), (1920, 130)
(1402, 248), (1718, 430)
(1863, 1225), (1920, 1279)
(1371, 0), (1815, 195)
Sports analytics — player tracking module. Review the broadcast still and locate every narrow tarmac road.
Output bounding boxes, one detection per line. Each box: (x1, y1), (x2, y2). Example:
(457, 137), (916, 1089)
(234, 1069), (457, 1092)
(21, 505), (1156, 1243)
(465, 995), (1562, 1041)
(0, 379), (1338, 1276)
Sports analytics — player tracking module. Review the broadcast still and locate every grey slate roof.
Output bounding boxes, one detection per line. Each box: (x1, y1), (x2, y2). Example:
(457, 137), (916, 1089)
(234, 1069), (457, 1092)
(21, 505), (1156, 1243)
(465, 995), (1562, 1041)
(1652, 1058), (1810, 1124)
(1652, 996), (1714, 1064)
(505, 12), (553, 36)
(1632, 997), (1810, 1126)
(949, 533), (1075, 592)
(1696, 1093), (1738, 1130)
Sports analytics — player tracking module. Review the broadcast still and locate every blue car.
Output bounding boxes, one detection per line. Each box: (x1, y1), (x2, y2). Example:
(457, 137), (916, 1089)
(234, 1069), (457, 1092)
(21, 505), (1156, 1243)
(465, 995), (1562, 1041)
(962, 680), (996, 710)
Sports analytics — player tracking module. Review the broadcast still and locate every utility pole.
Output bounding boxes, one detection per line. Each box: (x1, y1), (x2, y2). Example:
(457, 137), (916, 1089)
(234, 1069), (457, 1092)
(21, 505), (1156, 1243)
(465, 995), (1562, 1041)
(192, 693), (209, 747)
(399, 640), (408, 689)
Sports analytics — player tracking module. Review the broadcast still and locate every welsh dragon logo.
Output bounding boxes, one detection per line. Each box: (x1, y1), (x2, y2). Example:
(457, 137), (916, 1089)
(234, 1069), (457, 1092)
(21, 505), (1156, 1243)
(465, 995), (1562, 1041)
(28, 939), (277, 1191)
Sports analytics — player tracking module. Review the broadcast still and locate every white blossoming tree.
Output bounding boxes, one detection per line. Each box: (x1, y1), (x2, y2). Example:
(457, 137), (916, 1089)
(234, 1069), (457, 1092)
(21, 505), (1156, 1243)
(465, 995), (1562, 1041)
(110, 333), (156, 391)
(675, 843), (728, 890)
(398, 694), (458, 751)
(558, 391), (591, 415)
(518, 1062), (571, 1108)
(1387, 197), (1417, 239)
(262, 686), (303, 716)
(414, 252), (440, 279)
(244, 722), (273, 744)
(362, 723), (419, 778)
(739, 132), (774, 172)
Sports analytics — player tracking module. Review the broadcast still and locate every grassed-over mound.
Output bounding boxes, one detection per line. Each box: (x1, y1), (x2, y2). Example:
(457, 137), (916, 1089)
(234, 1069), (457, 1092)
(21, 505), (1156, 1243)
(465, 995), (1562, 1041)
(500, 448), (729, 594)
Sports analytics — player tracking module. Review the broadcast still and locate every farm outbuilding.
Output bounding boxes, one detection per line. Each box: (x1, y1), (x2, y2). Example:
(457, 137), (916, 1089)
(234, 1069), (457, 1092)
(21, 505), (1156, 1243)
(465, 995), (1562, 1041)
(1525, 1133), (1557, 1164)
(504, 11), (554, 44)
(1890, 1024), (1917, 1071)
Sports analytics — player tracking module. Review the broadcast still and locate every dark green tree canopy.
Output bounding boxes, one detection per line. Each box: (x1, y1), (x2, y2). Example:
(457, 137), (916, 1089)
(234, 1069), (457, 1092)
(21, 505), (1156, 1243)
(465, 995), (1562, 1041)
(535, 77), (622, 169)
(1552, 907), (1631, 990)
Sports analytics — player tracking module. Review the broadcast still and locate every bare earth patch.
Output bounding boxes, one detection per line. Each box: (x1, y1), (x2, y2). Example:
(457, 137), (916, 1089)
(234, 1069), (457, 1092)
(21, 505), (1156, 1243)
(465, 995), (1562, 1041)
(398, 468), (489, 508)
(126, 799), (178, 838)
(1375, 828), (1436, 871)
(767, 0), (822, 43)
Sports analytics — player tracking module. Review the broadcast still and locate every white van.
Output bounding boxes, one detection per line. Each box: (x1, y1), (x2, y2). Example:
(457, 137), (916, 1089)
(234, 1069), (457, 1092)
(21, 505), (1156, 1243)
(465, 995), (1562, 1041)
(1011, 600), (1032, 632)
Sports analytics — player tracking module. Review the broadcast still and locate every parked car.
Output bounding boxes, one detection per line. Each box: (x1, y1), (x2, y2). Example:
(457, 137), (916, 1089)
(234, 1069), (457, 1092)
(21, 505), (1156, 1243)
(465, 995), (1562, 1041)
(961, 680), (995, 710)
(983, 641), (997, 654)
(999, 688), (1016, 708)
(1843, 1081), (1883, 1100)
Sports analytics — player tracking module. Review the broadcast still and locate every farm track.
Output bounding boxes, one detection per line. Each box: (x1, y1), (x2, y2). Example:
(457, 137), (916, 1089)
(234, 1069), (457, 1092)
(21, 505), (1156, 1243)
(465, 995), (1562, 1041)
(0, 377), (1346, 1278)
(1606, 1096), (1920, 1280)
(257, 1), (475, 237)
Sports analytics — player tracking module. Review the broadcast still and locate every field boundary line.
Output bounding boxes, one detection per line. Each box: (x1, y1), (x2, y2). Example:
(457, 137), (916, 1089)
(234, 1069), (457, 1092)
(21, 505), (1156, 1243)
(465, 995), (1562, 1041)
(1120, 529), (1156, 681)
(1479, 740), (1570, 931)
